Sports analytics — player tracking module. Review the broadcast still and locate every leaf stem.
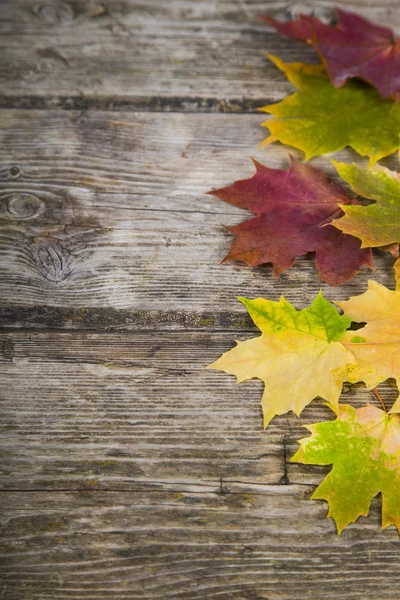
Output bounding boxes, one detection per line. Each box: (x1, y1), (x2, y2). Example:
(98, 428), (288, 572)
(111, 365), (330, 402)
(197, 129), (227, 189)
(372, 388), (387, 412)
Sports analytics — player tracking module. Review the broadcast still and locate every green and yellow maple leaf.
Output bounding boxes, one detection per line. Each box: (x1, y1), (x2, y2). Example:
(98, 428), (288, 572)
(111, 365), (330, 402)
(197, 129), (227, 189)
(207, 293), (356, 427)
(260, 55), (400, 165)
(292, 404), (400, 533)
(336, 280), (400, 412)
(332, 161), (400, 247)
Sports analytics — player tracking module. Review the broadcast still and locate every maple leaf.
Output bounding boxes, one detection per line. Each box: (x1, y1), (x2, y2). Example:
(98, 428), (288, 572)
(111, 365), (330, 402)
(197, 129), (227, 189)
(335, 280), (400, 412)
(291, 404), (400, 533)
(209, 156), (373, 286)
(207, 292), (356, 428)
(332, 161), (400, 247)
(261, 13), (318, 43)
(264, 8), (400, 100)
(260, 55), (400, 165)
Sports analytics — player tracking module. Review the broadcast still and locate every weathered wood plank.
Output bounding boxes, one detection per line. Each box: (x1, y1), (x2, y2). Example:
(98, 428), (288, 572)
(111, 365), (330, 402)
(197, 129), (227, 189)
(1, 0), (400, 108)
(0, 330), (397, 491)
(2, 2), (400, 596)
(0, 330), (284, 490)
(1, 489), (399, 600)
(0, 110), (397, 330)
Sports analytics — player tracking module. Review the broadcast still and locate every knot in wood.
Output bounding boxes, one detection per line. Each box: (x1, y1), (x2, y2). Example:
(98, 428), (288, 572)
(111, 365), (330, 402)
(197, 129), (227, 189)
(0, 192), (45, 220)
(30, 240), (72, 283)
(286, 3), (336, 24)
(32, 1), (75, 24)
(8, 166), (21, 179)
(1, 339), (15, 362)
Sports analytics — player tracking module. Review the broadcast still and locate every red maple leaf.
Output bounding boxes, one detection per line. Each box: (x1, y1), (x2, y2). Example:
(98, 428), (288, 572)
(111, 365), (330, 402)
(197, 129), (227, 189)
(261, 13), (318, 42)
(209, 156), (373, 286)
(264, 8), (400, 100)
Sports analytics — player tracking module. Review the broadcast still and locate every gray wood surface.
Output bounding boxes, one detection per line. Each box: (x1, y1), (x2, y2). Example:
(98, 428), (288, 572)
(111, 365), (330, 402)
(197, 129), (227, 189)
(1, 1), (400, 598)
(1, 0), (400, 107)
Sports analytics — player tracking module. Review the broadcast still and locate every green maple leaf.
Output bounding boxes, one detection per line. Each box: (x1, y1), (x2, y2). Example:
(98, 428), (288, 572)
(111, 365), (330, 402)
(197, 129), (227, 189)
(260, 55), (400, 165)
(292, 404), (400, 533)
(332, 161), (400, 247)
(207, 293), (355, 427)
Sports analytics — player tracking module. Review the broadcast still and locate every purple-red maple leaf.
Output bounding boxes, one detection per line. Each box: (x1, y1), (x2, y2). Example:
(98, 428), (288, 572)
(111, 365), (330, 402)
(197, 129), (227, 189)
(264, 8), (400, 100)
(209, 156), (373, 286)
(261, 13), (318, 43)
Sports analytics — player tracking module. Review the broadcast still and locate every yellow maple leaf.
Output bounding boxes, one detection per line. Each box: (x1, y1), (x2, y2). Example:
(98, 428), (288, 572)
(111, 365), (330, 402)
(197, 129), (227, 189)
(336, 281), (400, 412)
(207, 293), (356, 427)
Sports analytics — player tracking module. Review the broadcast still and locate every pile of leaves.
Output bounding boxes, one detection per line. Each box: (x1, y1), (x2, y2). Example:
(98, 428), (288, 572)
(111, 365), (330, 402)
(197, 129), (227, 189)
(207, 8), (400, 533)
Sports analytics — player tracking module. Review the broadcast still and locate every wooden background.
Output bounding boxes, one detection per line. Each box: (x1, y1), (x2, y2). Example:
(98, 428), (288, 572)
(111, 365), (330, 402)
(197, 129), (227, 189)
(1, 1), (400, 598)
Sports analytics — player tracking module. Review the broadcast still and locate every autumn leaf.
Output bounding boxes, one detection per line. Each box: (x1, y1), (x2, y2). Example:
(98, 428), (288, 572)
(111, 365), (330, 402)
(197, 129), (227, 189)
(292, 404), (400, 533)
(209, 155), (373, 285)
(264, 8), (400, 100)
(335, 280), (400, 412)
(261, 13), (318, 43)
(260, 55), (400, 165)
(332, 161), (400, 247)
(207, 292), (356, 427)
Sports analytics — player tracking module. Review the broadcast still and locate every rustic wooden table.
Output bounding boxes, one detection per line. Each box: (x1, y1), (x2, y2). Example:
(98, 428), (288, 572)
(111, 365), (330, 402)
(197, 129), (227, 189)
(1, 1), (400, 598)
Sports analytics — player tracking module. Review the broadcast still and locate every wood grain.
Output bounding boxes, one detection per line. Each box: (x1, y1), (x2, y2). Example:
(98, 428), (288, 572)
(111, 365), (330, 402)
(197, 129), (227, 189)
(0, 330), (285, 491)
(1, 330), (398, 492)
(0, 110), (397, 329)
(1, 1), (400, 108)
(1, 489), (400, 600)
(2, 1), (400, 597)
